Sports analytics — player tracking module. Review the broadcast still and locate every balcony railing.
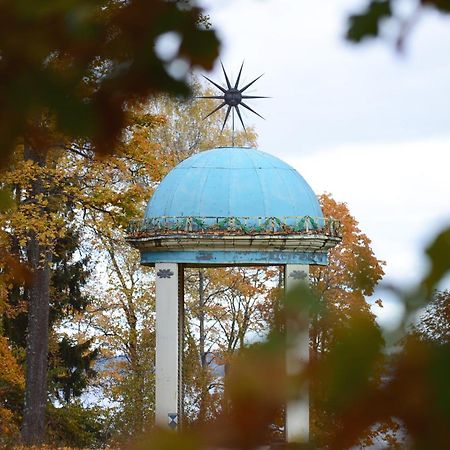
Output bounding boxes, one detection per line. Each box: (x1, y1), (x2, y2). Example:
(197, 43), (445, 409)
(127, 216), (342, 238)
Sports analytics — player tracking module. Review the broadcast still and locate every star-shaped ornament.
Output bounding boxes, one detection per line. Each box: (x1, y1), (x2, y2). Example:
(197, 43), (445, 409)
(198, 62), (268, 132)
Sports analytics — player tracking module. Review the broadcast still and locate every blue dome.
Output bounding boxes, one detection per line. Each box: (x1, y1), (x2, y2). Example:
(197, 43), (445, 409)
(145, 147), (322, 219)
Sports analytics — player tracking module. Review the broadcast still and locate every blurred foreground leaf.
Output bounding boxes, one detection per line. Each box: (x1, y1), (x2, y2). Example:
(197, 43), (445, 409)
(0, 0), (220, 165)
(347, 0), (392, 43)
(422, 226), (450, 295)
(346, 0), (450, 50)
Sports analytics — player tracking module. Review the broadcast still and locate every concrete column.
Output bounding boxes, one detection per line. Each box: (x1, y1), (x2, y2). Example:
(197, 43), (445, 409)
(155, 263), (184, 429)
(284, 264), (310, 444)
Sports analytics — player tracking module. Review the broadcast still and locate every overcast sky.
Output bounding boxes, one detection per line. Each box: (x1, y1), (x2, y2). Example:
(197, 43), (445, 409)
(193, 0), (450, 329)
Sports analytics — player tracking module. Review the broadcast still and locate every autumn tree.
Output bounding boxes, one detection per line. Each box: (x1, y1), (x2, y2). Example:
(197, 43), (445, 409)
(0, 108), (166, 444)
(183, 267), (279, 425)
(0, 143), (77, 444)
(310, 193), (385, 359)
(80, 238), (156, 441)
(308, 193), (393, 448)
(0, 151), (75, 443)
(44, 108), (169, 441)
(0, 210), (28, 443)
(187, 268), (278, 355)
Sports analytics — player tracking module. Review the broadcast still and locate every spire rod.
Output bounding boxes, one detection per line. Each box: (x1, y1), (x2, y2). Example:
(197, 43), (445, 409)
(232, 108), (235, 146)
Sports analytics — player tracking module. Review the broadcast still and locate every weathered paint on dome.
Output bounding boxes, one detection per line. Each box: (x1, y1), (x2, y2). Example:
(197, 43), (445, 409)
(127, 147), (341, 266)
(145, 147), (322, 219)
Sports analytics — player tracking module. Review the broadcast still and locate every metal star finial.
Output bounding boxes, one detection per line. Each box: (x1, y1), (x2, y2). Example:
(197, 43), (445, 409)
(198, 61), (268, 134)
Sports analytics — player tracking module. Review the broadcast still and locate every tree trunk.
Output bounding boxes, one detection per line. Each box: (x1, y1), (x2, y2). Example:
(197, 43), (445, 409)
(128, 308), (145, 434)
(197, 269), (209, 423)
(21, 144), (51, 445)
(21, 235), (51, 444)
(199, 270), (206, 368)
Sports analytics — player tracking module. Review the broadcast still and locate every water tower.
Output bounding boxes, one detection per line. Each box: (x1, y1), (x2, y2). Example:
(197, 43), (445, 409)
(127, 145), (341, 443)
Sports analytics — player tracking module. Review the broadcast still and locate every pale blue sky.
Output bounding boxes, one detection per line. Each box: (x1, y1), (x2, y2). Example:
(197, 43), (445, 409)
(195, 0), (450, 329)
(199, 0), (450, 154)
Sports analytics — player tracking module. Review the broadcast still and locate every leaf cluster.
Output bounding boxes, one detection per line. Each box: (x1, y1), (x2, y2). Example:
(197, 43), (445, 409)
(0, 0), (220, 164)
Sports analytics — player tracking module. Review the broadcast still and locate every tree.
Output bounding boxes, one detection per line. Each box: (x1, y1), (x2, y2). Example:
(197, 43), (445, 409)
(0, 108), (165, 443)
(0, 157), (105, 444)
(47, 229), (98, 406)
(310, 193), (385, 359)
(45, 402), (106, 448)
(12, 145), (63, 444)
(183, 267), (279, 425)
(82, 238), (156, 441)
(191, 268), (278, 355)
(309, 193), (388, 447)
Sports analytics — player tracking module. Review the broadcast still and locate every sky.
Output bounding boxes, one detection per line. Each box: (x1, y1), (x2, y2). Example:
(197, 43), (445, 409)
(194, 0), (450, 329)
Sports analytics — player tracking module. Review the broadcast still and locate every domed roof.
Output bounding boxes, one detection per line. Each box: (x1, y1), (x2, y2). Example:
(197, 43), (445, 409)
(145, 147), (322, 219)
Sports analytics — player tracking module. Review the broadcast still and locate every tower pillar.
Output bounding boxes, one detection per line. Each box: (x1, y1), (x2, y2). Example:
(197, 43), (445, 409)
(155, 263), (184, 429)
(285, 264), (310, 444)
